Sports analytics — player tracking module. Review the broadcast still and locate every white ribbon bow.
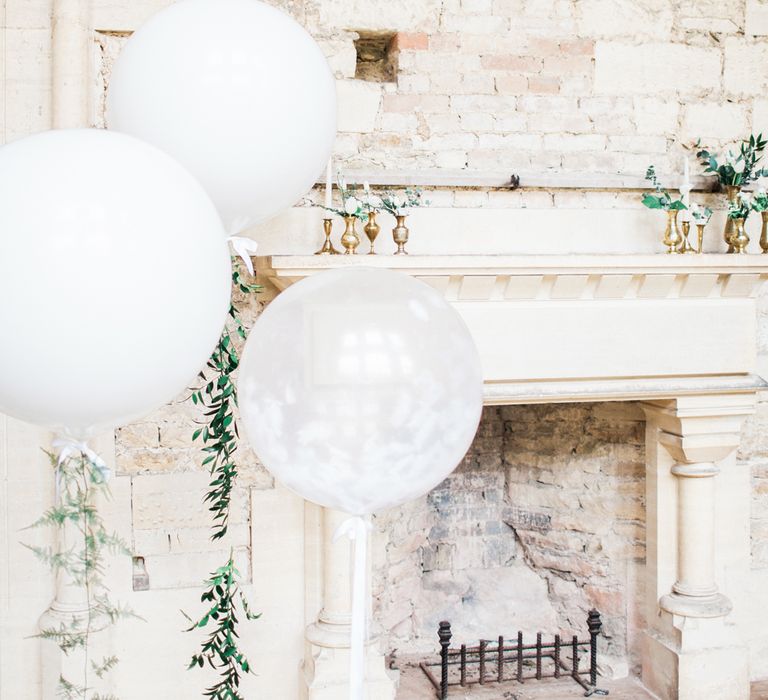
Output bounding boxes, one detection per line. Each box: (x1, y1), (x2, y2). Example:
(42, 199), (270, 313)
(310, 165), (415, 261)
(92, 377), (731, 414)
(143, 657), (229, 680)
(227, 236), (258, 276)
(334, 515), (373, 700)
(51, 436), (111, 500)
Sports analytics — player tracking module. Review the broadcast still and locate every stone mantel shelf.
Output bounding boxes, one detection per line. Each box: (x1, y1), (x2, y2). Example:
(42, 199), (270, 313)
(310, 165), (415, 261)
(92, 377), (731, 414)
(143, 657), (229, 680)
(256, 254), (768, 404)
(258, 253), (768, 278)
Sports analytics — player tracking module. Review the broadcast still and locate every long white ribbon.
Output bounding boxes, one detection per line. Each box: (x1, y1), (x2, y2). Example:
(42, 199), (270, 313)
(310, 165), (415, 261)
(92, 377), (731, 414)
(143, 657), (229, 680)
(227, 236), (258, 276)
(333, 515), (373, 700)
(51, 436), (111, 500)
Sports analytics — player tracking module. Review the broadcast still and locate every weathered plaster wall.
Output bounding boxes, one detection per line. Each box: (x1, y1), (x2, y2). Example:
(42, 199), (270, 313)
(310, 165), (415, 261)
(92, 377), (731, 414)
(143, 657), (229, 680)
(1, 0), (768, 698)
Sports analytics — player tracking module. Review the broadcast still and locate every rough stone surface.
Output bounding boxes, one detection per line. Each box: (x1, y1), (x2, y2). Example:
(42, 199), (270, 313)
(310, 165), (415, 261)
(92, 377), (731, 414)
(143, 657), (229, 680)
(371, 403), (646, 671)
(6, 0), (764, 693)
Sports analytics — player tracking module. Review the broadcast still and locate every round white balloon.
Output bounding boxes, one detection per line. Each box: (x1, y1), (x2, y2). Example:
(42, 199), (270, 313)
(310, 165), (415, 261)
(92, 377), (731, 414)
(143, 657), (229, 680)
(238, 267), (484, 515)
(0, 129), (231, 437)
(106, 0), (337, 235)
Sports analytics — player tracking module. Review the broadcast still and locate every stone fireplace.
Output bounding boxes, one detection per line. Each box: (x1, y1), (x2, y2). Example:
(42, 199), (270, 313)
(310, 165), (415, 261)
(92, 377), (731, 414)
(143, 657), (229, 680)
(373, 401), (645, 675)
(259, 253), (768, 700)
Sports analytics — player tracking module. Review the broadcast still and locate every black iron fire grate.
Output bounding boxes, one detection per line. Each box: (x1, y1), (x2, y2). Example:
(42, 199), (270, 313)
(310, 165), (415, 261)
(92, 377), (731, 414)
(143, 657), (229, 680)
(419, 609), (609, 698)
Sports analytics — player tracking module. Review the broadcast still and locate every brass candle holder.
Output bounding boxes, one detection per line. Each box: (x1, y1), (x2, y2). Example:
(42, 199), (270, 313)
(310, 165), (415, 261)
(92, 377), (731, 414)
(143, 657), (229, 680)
(760, 211), (768, 254)
(680, 220), (695, 254)
(315, 218), (340, 255)
(341, 215), (361, 254)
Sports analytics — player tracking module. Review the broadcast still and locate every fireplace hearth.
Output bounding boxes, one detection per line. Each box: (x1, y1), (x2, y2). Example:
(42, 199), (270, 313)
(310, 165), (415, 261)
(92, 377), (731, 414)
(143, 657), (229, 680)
(419, 610), (608, 699)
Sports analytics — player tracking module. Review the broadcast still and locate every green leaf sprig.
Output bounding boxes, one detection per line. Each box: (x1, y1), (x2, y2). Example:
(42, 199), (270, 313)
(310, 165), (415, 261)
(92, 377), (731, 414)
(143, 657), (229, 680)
(26, 452), (134, 700)
(184, 553), (260, 700)
(690, 203), (713, 224)
(192, 264), (261, 541)
(381, 187), (429, 216)
(641, 165), (688, 211)
(753, 189), (768, 213)
(697, 134), (768, 187)
(322, 172), (367, 220)
(728, 191), (752, 220)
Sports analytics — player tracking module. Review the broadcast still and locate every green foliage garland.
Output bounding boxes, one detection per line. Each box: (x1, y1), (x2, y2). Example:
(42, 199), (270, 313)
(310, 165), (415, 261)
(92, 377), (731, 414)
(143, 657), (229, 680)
(187, 260), (261, 698)
(185, 554), (260, 699)
(27, 452), (133, 700)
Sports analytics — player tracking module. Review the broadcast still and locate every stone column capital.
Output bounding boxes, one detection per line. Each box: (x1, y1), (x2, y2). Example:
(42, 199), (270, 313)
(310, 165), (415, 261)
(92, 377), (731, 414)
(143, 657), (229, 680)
(641, 393), (756, 465)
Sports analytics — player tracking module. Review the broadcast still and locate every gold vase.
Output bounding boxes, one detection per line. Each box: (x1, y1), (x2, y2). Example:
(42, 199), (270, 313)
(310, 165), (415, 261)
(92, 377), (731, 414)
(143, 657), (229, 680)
(696, 223), (706, 254)
(392, 215), (409, 255)
(724, 184), (740, 253)
(760, 211), (768, 254)
(341, 216), (360, 255)
(662, 209), (683, 254)
(364, 212), (380, 255)
(731, 217), (749, 254)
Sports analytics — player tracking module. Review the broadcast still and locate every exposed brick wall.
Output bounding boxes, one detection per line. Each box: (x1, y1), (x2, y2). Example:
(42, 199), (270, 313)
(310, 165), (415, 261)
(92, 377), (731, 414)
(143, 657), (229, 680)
(94, 1), (768, 181)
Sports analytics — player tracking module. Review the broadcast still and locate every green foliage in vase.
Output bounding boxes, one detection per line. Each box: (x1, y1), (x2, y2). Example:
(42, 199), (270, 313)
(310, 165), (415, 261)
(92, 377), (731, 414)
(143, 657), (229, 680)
(728, 192), (753, 220)
(696, 133), (768, 187)
(322, 171), (367, 220)
(188, 259), (261, 698)
(381, 187), (429, 216)
(641, 166), (688, 211)
(184, 553), (260, 700)
(690, 203), (713, 224)
(753, 189), (768, 213)
(322, 172), (431, 220)
(25, 452), (133, 700)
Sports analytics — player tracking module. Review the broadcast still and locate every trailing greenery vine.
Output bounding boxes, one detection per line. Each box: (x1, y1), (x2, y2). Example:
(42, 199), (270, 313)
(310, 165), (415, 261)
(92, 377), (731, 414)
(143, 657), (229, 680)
(186, 260), (261, 698)
(185, 553), (260, 699)
(26, 451), (133, 700)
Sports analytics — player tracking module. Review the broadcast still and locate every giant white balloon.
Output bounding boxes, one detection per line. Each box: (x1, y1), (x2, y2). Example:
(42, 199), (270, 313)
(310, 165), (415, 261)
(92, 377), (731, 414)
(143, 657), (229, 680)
(0, 129), (231, 437)
(238, 267), (484, 515)
(106, 0), (337, 235)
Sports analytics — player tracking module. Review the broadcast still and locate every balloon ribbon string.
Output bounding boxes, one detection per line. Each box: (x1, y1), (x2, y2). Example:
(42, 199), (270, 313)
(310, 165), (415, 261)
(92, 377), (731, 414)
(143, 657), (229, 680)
(51, 435), (111, 502)
(334, 515), (372, 700)
(227, 236), (258, 276)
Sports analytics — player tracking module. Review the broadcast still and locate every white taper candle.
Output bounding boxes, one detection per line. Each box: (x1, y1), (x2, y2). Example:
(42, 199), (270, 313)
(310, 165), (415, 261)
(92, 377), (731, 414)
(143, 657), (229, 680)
(325, 157), (333, 210)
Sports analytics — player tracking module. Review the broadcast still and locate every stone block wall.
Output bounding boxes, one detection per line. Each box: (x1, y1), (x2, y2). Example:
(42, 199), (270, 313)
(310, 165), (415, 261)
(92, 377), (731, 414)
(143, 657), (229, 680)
(97, 0), (768, 681)
(2, 0), (768, 696)
(93, 0), (768, 178)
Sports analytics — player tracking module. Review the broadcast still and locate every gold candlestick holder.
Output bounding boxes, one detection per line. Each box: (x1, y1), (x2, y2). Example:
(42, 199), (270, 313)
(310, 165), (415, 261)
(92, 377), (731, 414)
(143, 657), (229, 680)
(680, 220), (695, 254)
(760, 211), (768, 254)
(315, 218), (340, 255)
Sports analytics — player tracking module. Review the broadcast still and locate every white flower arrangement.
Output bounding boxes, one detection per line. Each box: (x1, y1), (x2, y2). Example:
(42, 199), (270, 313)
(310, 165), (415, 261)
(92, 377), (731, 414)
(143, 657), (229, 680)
(323, 171), (366, 220)
(381, 187), (429, 217)
(753, 188), (768, 213)
(322, 175), (429, 220)
(690, 203), (713, 224)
